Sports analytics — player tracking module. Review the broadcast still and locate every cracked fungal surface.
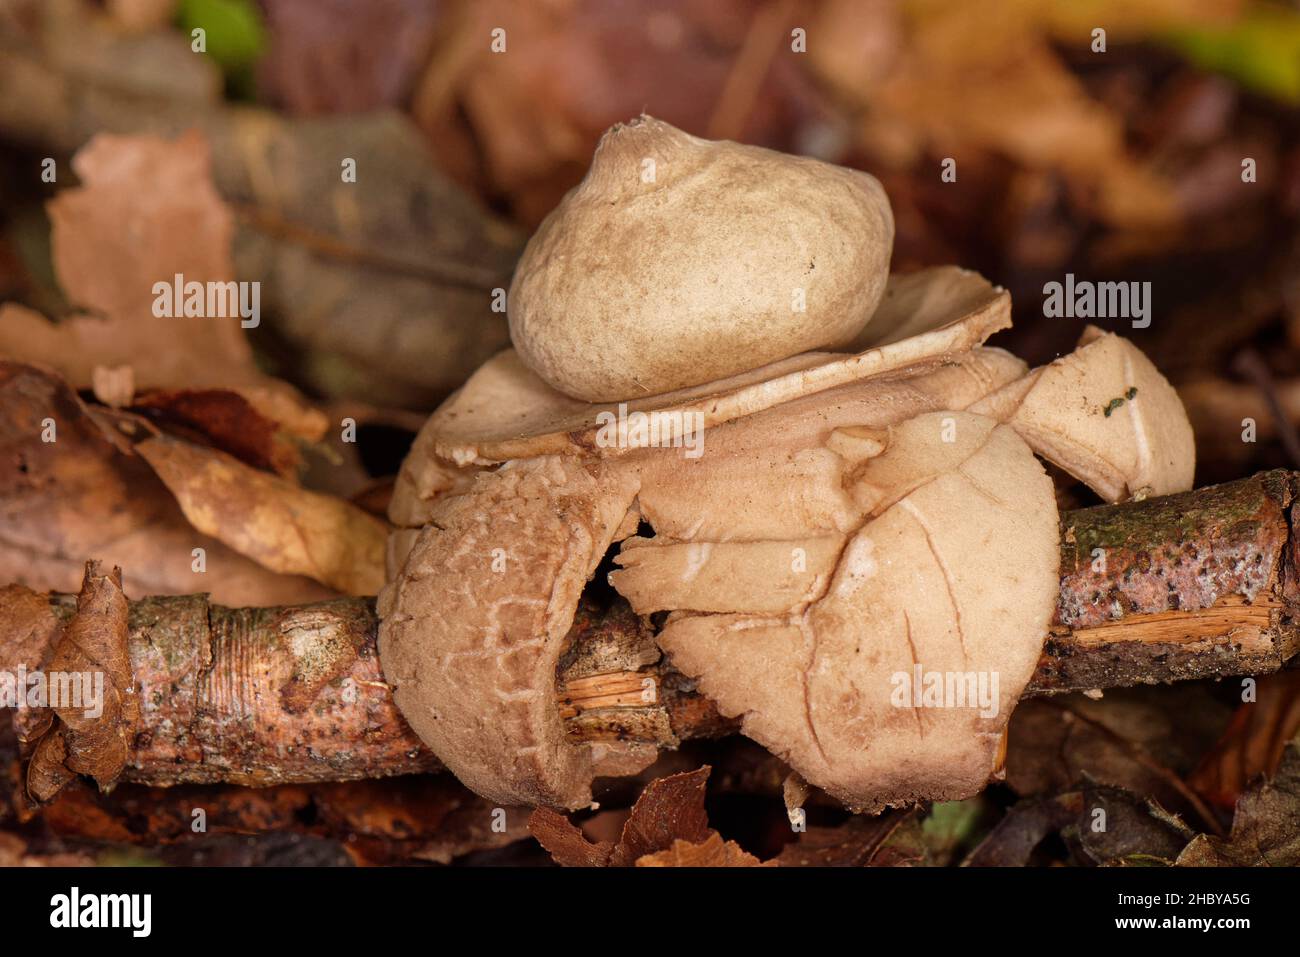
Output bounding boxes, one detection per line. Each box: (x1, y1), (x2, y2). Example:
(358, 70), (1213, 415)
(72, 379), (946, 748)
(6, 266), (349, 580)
(377, 455), (641, 810)
(648, 412), (1060, 813)
(377, 350), (1028, 810)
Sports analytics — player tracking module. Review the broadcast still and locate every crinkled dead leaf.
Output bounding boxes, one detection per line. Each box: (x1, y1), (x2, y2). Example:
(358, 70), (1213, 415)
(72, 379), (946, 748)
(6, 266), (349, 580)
(636, 833), (770, 867)
(26, 729), (76, 806)
(26, 561), (138, 802)
(1067, 791), (1196, 866)
(606, 765), (712, 866)
(0, 131), (322, 439)
(528, 807), (615, 868)
(528, 766), (717, 867)
(0, 584), (63, 678)
(53, 132), (234, 326)
(3, 585), (67, 750)
(0, 360), (332, 605)
(134, 431), (388, 595)
(1178, 742), (1300, 866)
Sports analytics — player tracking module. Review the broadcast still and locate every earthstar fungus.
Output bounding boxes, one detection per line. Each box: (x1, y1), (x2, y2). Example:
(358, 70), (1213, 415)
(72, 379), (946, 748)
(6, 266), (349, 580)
(377, 117), (1196, 813)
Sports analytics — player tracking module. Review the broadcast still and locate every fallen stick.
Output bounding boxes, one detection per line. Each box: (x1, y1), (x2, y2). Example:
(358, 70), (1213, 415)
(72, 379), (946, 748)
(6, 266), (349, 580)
(3, 471), (1296, 788)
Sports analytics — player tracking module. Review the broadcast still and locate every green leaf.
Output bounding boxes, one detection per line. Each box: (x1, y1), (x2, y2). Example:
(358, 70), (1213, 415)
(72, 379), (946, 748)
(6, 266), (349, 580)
(177, 0), (267, 97)
(1164, 10), (1300, 103)
(922, 797), (988, 864)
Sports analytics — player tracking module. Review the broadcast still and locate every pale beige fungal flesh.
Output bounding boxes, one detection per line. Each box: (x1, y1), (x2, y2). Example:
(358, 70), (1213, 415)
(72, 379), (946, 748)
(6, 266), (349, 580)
(652, 413), (1060, 812)
(400, 266), (1011, 470)
(508, 116), (895, 402)
(970, 326), (1195, 502)
(610, 348), (1026, 607)
(623, 348), (1025, 544)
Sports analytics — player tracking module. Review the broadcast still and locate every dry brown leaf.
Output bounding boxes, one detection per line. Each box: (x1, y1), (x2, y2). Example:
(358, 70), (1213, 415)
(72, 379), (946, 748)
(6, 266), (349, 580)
(129, 388), (308, 477)
(528, 766), (717, 867)
(0, 584), (63, 675)
(0, 360), (333, 605)
(0, 131), (323, 440)
(26, 727), (76, 805)
(636, 833), (770, 867)
(26, 561), (138, 802)
(606, 765), (714, 866)
(968, 785), (1193, 867)
(1007, 693), (1227, 833)
(135, 432), (388, 595)
(527, 807), (614, 868)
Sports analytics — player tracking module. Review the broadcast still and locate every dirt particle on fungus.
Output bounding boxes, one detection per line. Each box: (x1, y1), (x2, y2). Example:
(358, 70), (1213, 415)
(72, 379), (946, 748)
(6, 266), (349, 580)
(1102, 386), (1139, 416)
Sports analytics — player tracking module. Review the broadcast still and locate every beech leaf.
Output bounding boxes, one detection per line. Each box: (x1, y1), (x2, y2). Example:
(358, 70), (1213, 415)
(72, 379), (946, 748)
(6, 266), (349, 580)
(636, 833), (770, 868)
(134, 432), (388, 595)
